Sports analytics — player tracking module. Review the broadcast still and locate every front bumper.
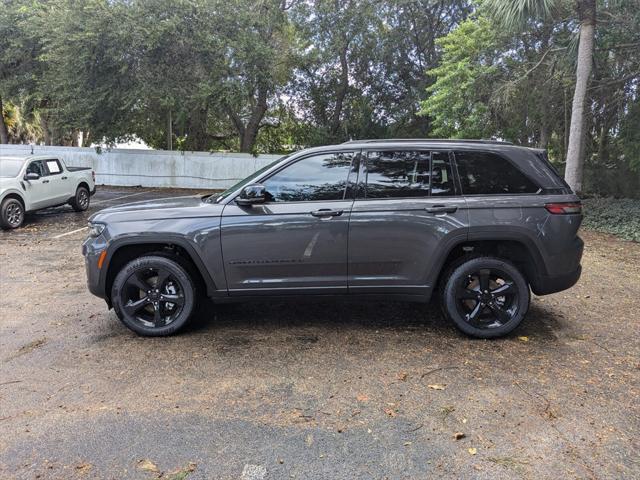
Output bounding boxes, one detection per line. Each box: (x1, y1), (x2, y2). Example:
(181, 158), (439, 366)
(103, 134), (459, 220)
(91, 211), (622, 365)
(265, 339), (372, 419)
(82, 236), (107, 299)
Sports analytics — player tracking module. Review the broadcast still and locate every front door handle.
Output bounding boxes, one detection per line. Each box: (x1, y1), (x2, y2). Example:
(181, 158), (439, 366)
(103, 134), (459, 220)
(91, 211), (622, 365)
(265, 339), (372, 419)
(426, 205), (457, 214)
(310, 209), (343, 218)
(61, 176), (68, 180)
(42, 180), (50, 184)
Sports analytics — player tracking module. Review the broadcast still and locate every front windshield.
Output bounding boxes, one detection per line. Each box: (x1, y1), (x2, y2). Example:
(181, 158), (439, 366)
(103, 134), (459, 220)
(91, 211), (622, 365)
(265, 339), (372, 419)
(207, 155), (290, 204)
(0, 159), (25, 178)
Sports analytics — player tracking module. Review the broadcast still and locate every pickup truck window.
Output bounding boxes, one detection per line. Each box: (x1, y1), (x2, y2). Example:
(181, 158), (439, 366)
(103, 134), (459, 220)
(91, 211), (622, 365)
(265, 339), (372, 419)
(26, 161), (46, 177)
(364, 150), (431, 199)
(45, 160), (62, 174)
(262, 152), (354, 202)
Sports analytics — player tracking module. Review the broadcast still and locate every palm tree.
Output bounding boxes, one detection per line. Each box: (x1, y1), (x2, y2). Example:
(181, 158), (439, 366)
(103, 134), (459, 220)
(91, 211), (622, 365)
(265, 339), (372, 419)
(486, 0), (596, 194)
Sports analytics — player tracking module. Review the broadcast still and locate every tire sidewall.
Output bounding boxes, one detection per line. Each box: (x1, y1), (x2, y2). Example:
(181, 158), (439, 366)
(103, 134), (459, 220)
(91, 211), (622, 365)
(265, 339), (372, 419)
(111, 255), (196, 336)
(443, 257), (530, 339)
(1, 198), (25, 229)
(73, 186), (90, 211)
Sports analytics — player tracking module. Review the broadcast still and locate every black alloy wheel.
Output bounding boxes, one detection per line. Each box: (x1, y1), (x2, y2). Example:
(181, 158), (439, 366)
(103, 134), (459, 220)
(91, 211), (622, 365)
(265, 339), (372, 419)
(442, 257), (530, 338)
(112, 255), (196, 336)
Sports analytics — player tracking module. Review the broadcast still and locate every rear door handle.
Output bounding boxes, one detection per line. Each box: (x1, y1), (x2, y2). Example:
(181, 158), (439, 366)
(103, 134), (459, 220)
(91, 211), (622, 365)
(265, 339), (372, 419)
(42, 180), (50, 184)
(426, 205), (457, 214)
(61, 176), (68, 180)
(311, 209), (343, 218)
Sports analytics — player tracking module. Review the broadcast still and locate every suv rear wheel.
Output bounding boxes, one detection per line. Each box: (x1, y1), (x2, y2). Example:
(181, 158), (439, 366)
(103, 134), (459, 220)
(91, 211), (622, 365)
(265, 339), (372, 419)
(111, 255), (196, 336)
(441, 256), (530, 338)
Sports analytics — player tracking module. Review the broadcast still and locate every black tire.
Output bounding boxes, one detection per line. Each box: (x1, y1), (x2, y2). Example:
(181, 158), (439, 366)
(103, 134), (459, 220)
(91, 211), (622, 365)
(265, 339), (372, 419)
(441, 256), (530, 339)
(70, 185), (90, 212)
(0, 197), (25, 229)
(111, 255), (196, 336)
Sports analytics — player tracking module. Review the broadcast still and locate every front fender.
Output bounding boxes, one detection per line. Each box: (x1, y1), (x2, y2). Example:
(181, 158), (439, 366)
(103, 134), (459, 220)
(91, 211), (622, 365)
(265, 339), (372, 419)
(0, 188), (29, 211)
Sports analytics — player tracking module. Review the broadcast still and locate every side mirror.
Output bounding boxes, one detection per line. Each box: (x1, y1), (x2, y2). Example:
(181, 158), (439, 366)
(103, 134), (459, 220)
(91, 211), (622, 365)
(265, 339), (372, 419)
(236, 184), (267, 206)
(24, 172), (40, 181)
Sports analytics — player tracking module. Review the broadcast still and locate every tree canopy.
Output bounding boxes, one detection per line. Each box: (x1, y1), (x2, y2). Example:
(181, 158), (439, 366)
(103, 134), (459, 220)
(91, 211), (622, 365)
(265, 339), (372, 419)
(0, 0), (638, 196)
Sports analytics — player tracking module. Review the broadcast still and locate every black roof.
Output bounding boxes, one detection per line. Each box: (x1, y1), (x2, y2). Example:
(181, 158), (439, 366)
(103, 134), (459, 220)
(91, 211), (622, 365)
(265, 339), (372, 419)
(342, 138), (513, 145)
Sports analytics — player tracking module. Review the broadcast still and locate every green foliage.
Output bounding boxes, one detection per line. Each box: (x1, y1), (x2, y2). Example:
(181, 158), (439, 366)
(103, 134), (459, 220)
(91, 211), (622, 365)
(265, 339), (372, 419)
(419, 17), (498, 138)
(582, 198), (640, 242)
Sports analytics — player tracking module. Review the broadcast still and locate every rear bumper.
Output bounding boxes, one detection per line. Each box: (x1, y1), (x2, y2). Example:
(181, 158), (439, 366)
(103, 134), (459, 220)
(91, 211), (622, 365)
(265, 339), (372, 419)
(531, 265), (582, 296)
(531, 235), (584, 295)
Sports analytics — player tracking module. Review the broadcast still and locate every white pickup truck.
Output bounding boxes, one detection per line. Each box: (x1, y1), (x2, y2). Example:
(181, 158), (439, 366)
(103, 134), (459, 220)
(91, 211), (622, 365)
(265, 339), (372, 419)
(0, 155), (96, 229)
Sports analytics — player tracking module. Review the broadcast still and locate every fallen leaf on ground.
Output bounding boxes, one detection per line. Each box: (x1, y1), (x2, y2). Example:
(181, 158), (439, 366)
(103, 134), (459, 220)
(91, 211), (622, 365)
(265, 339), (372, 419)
(166, 462), (197, 480)
(453, 432), (466, 440)
(384, 408), (397, 417)
(397, 372), (408, 381)
(137, 459), (160, 473)
(356, 394), (369, 402)
(428, 384), (446, 390)
(468, 447), (477, 455)
(75, 462), (92, 474)
(518, 336), (529, 342)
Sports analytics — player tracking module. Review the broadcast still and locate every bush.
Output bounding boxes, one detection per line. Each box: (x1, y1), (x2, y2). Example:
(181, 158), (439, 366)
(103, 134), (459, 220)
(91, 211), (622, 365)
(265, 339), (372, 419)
(581, 197), (640, 242)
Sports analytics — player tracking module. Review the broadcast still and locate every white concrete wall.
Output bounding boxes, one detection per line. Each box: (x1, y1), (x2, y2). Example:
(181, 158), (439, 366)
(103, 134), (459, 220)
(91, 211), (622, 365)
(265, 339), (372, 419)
(0, 144), (282, 189)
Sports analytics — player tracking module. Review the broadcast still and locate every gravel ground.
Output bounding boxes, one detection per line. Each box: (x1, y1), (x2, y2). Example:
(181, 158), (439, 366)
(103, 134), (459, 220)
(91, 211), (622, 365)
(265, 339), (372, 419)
(0, 187), (638, 480)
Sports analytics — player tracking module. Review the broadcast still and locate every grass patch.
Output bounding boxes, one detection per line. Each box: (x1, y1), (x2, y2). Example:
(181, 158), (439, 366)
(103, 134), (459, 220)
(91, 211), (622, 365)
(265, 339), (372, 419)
(581, 197), (640, 242)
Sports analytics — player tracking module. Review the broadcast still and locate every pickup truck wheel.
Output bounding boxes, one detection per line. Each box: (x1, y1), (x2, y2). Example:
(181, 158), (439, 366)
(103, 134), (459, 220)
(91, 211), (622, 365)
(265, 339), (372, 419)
(0, 198), (25, 229)
(111, 255), (196, 336)
(441, 257), (530, 339)
(70, 186), (90, 212)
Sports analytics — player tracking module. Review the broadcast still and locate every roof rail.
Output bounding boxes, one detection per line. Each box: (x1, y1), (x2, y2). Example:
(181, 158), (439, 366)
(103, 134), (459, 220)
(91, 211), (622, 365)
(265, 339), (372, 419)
(342, 138), (513, 145)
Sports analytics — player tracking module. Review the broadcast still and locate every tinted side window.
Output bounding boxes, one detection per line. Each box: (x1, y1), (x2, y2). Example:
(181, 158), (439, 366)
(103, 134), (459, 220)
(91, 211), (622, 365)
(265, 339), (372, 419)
(26, 161), (46, 177)
(365, 150), (430, 198)
(263, 152), (354, 202)
(455, 151), (538, 195)
(431, 152), (456, 196)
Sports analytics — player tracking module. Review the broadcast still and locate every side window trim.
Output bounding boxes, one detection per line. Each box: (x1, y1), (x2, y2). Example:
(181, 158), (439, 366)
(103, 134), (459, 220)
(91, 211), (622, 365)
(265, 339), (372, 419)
(258, 149), (358, 204)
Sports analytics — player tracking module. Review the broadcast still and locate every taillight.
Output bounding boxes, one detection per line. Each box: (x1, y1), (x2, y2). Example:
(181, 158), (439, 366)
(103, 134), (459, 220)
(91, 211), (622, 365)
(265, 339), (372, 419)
(545, 202), (582, 214)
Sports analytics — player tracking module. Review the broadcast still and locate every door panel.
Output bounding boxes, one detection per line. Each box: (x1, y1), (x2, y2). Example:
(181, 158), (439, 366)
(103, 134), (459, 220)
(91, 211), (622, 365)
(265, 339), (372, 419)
(221, 201), (352, 294)
(23, 161), (52, 209)
(348, 150), (469, 295)
(43, 159), (70, 203)
(220, 150), (358, 295)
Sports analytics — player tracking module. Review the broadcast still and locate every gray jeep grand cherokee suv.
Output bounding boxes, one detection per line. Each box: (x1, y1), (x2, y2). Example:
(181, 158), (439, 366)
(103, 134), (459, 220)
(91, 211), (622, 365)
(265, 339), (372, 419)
(83, 139), (583, 338)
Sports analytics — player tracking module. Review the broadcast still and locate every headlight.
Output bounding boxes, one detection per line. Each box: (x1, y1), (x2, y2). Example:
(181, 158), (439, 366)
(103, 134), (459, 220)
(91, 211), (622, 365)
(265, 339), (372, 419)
(88, 222), (106, 237)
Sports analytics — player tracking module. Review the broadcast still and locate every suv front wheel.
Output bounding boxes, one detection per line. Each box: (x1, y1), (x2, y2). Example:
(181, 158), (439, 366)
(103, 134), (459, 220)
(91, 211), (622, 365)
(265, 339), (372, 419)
(441, 256), (530, 338)
(111, 255), (196, 336)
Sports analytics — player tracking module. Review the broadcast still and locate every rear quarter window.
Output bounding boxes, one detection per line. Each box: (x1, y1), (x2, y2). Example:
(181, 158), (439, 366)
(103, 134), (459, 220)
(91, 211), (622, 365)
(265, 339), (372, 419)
(454, 151), (539, 195)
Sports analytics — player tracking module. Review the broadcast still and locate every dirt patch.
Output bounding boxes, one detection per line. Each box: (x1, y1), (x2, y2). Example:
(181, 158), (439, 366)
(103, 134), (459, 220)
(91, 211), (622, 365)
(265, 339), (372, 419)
(0, 224), (638, 479)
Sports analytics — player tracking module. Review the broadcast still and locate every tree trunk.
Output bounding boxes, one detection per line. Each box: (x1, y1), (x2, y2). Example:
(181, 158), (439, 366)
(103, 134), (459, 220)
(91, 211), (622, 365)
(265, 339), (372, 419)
(0, 96), (9, 144)
(229, 84), (269, 153)
(40, 115), (52, 145)
(565, 1), (596, 194)
(331, 45), (349, 138)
